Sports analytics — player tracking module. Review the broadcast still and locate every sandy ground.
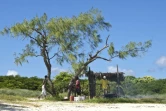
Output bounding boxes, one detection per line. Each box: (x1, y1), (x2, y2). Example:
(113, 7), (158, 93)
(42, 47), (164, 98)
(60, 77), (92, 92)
(0, 101), (166, 111)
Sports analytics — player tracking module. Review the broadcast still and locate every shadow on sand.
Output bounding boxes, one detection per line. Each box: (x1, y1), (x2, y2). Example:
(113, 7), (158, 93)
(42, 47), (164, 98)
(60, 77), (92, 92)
(0, 103), (28, 111)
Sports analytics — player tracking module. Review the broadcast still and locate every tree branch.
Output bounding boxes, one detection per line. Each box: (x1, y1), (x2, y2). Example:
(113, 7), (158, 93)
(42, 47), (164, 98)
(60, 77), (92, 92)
(93, 35), (110, 58)
(34, 54), (42, 57)
(69, 35), (111, 78)
(43, 29), (47, 38)
(106, 35), (110, 45)
(96, 56), (111, 61)
(75, 35), (111, 75)
(22, 32), (43, 48)
(32, 28), (44, 37)
(49, 48), (62, 60)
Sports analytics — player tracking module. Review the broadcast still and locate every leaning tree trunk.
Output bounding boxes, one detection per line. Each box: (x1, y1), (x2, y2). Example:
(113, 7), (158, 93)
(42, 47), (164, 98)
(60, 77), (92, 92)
(67, 77), (76, 98)
(67, 63), (91, 98)
(67, 66), (87, 99)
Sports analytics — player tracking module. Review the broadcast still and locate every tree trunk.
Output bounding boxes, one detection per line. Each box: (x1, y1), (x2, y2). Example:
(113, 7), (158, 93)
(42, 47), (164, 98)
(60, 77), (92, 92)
(43, 52), (57, 97)
(67, 65), (88, 99)
(46, 65), (57, 97)
(47, 78), (57, 96)
(67, 77), (76, 99)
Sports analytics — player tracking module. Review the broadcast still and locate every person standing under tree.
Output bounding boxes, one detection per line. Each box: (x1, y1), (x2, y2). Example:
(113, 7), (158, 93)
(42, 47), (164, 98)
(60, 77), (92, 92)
(101, 76), (108, 95)
(38, 75), (48, 99)
(75, 76), (81, 96)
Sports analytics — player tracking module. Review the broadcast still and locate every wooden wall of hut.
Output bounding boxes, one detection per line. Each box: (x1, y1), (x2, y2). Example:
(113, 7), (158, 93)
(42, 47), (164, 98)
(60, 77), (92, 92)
(94, 72), (125, 82)
(88, 71), (96, 99)
(86, 67), (125, 99)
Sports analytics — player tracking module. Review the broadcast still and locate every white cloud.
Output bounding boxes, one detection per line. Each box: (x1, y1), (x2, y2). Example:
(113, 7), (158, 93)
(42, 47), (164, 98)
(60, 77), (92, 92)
(108, 66), (134, 76)
(108, 66), (118, 72)
(51, 67), (67, 74)
(156, 56), (166, 67)
(6, 70), (18, 77)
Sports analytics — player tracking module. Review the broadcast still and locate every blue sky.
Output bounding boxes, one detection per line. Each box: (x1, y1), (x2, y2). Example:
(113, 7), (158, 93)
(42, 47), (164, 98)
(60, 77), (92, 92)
(0, 0), (166, 79)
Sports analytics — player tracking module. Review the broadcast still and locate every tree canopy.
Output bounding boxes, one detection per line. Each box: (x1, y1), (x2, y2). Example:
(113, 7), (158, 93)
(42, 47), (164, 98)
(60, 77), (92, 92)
(1, 9), (111, 67)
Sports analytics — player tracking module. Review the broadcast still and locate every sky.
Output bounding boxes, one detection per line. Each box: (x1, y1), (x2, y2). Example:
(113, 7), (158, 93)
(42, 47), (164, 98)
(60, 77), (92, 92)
(0, 0), (166, 79)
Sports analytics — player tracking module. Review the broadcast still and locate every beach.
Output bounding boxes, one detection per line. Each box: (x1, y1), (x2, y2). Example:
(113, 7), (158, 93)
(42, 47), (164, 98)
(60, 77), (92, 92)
(1, 101), (166, 111)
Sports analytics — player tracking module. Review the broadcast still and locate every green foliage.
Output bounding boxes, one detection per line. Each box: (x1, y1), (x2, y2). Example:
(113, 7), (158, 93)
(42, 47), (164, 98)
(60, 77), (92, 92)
(0, 8), (111, 66)
(53, 72), (73, 93)
(0, 76), (42, 91)
(136, 76), (155, 83)
(108, 40), (152, 59)
(71, 61), (88, 75)
(122, 76), (166, 95)
(80, 79), (89, 96)
(108, 42), (114, 55)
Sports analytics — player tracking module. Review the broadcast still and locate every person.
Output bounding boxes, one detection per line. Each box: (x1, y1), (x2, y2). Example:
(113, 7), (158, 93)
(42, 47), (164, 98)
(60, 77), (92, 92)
(38, 75), (48, 99)
(101, 76), (108, 95)
(75, 76), (81, 96)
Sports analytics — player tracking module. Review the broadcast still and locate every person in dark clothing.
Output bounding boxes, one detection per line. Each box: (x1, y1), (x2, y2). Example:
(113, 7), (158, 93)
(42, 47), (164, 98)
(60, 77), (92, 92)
(75, 76), (81, 96)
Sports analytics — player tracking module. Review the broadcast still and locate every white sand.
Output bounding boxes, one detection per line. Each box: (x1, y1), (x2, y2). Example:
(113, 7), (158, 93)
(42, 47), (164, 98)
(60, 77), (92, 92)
(1, 101), (166, 111)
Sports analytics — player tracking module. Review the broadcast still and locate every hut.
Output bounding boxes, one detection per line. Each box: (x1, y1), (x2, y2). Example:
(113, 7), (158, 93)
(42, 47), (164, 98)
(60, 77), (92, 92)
(86, 66), (125, 99)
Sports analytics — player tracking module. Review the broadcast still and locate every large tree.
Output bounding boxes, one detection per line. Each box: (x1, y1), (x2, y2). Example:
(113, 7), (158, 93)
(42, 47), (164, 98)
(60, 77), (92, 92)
(0, 9), (111, 96)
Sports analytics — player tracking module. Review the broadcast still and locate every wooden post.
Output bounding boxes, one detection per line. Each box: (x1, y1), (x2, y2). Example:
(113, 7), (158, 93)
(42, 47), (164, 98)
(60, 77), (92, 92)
(116, 65), (120, 97)
(88, 67), (96, 99)
(93, 73), (96, 97)
(88, 67), (92, 99)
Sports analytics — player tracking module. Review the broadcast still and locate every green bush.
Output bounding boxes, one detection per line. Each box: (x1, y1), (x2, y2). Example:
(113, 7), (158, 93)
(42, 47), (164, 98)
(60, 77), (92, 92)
(0, 76), (42, 90)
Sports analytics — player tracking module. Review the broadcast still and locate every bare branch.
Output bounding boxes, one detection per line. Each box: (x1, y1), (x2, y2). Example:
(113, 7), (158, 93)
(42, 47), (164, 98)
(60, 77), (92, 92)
(96, 56), (111, 61)
(43, 29), (47, 38)
(49, 52), (63, 60)
(93, 45), (109, 58)
(50, 53), (58, 60)
(82, 35), (111, 68)
(106, 35), (110, 45)
(34, 54), (42, 57)
(32, 28), (44, 37)
(93, 35), (110, 57)
(72, 35), (111, 77)
(110, 54), (119, 59)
